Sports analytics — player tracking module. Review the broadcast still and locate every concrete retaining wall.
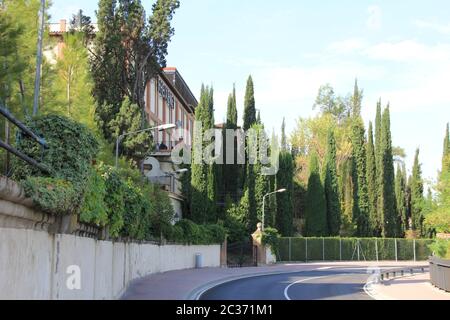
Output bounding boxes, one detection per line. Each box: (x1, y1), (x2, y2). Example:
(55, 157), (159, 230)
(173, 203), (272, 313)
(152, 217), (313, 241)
(0, 176), (221, 300)
(0, 228), (220, 299)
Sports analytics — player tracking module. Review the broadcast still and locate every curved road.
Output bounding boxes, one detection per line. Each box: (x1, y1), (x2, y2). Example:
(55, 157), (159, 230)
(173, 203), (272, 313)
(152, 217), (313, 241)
(200, 268), (373, 300)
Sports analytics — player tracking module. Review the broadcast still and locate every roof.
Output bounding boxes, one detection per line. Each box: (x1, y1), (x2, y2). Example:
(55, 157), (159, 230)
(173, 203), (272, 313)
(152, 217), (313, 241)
(162, 67), (198, 110)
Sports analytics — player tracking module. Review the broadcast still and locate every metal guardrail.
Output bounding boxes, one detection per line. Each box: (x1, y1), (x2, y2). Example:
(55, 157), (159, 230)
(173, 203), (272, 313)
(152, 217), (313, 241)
(0, 102), (49, 173)
(379, 266), (427, 281)
(429, 256), (450, 292)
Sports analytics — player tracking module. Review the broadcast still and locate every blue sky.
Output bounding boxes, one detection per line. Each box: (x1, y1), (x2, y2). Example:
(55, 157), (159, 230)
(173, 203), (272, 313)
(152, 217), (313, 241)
(50, 0), (450, 183)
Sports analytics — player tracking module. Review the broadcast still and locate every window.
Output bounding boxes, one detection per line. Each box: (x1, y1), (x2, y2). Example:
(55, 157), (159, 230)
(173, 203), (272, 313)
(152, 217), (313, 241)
(158, 93), (163, 120)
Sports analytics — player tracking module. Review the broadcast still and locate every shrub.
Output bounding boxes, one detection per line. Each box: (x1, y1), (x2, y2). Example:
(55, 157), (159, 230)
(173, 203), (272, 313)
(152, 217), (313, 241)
(170, 219), (226, 245)
(262, 227), (281, 259)
(79, 168), (108, 226)
(429, 239), (450, 259)
(21, 177), (78, 215)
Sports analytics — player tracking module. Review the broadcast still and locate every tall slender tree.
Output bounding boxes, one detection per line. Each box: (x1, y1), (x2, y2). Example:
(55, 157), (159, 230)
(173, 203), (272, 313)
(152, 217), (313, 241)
(323, 130), (341, 236)
(395, 163), (408, 236)
(351, 117), (370, 236)
(442, 123), (450, 179)
(377, 106), (398, 237)
(223, 85), (239, 200)
(243, 75), (256, 131)
(351, 79), (363, 117)
(366, 121), (378, 235)
(305, 151), (328, 236)
(410, 148), (424, 234)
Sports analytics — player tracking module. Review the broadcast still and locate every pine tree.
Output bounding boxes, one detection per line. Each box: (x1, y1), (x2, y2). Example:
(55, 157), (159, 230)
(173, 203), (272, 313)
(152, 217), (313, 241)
(366, 121), (378, 235)
(377, 106), (398, 237)
(410, 148), (424, 233)
(243, 75), (256, 131)
(305, 151), (328, 236)
(351, 117), (370, 236)
(323, 130), (341, 236)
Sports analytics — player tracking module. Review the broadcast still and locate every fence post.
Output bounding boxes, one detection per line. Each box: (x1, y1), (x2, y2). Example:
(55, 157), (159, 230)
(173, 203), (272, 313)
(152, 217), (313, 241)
(395, 239), (398, 262)
(305, 238), (308, 262)
(357, 239), (360, 261)
(340, 238), (342, 261)
(322, 238), (325, 261)
(289, 237), (292, 261)
(375, 239), (379, 262)
(413, 239), (416, 262)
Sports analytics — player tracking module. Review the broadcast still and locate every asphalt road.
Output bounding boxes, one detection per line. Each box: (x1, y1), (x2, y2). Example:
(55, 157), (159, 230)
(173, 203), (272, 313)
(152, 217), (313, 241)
(199, 268), (373, 300)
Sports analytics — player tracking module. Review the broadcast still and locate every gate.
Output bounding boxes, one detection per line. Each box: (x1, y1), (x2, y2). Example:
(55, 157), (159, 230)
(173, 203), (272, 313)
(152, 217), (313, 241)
(227, 236), (257, 268)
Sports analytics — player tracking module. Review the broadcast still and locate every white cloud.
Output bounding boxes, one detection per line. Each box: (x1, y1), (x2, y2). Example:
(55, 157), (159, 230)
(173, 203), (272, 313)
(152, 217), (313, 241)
(328, 38), (368, 54)
(366, 5), (382, 31)
(414, 19), (450, 35)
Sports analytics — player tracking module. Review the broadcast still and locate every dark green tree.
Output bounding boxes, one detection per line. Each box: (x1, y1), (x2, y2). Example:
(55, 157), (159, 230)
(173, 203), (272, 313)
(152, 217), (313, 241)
(323, 130), (341, 236)
(243, 75), (256, 131)
(223, 84), (239, 200)
(377, 106), (398, 237)
(281, 117), (288, 151)
(442, 123), (449, 179)
(305, 151), (328, 236)
(395, 163), (408, 236)
(366, 121), (378, 235)
(410, 148), (424, 233)
(276, 151), (294, 236)
(351, 117), (370, 236)
(351, 79), (363, 117)
(191, 85), (213, 223)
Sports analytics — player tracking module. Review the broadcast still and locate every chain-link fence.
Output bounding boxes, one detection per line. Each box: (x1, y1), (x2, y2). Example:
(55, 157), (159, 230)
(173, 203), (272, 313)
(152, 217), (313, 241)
(278, 237), (434, 262)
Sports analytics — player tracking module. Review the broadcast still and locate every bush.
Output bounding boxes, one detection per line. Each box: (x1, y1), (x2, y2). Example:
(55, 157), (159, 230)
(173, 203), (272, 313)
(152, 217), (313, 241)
(21, 177), (78, 215)
(169, 219), (226, 245)
(262, 227), (281, 259)
(79, 168), (108, 226)
(14, 115), (99, 215)
(429, 239), (450, 259)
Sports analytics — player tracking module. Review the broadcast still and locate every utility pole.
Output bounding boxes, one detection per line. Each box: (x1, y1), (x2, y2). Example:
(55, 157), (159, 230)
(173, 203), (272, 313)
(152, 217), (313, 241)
(33, 0), (45, 116)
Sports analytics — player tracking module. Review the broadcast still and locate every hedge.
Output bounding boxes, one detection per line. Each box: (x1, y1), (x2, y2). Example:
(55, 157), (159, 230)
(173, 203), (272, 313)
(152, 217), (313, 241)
(278, 237), (434, 261)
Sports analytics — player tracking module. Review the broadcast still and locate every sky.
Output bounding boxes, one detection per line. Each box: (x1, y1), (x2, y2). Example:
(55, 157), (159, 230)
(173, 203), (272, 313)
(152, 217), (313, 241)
(50, 0), (450, 183)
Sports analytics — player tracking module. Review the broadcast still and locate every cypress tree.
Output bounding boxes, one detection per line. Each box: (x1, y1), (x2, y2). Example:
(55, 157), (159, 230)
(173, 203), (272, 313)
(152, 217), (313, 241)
(276, 148), (294, 236)
(366, 121), (378, 235)
(442, 123), (450, 178)
(323, 130), (341, 236)
(377, 106), (398, 237)
(191, 85), (214, 223)
(305, 151), (328, 236)
(375, 100), (382, 159)
(395, 163), (408, 236)
(281, 117), (288, 151)
(351, 117), (370, 236)
(243, 75), (256, 131)
(410, 148), (424, 233)
(351, 79), (363, 117)
(223, 85), (239, 200)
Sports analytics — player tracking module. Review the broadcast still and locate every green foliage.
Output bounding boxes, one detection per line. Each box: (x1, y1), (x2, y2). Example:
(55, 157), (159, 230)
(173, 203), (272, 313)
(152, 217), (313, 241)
(305, 151), (328, 236)
(14, 115), (99, 215)
(277, 237), (434, 261)
(429, 239), (450, 259)
(243, 75), (256, 131)
(21, 177), (78, 215)
(79, 168), (108, 226)
(351, 117), (370, 237)
(377, 106), (398, 237)
(148, 184), (175, 239)
(276, 151), (294, 236)
(262, 227), (281, 259)
(313, 84), (352, 123)
(410, 149), (424, 233)
(169, 219), (226, 245)
(366, 121), (378, 235)
(323, 130), (341, 236)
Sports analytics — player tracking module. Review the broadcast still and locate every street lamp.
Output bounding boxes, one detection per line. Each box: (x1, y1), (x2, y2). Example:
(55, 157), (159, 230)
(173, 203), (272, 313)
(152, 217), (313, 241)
(115, 123), (176, 168)
(262, 188), (286, 231)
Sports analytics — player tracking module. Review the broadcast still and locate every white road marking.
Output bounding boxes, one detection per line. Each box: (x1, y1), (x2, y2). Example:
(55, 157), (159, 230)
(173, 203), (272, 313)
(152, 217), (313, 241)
(283, 275), (333, 300)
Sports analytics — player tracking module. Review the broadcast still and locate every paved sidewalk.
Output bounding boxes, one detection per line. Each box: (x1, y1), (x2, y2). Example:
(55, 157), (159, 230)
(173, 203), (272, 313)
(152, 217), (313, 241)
(121, 261), (426, 300)
(370, 272), (450, 300)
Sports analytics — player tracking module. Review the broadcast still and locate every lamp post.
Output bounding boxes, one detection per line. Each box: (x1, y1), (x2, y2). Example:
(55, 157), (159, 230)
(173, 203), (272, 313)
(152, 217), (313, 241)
(115, 123), (176, 168)
(262, 188), (286, 231)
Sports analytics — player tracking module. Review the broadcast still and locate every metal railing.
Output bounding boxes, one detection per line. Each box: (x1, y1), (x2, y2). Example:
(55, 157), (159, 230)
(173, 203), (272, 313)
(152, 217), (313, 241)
(0, 102), (49, 173)
(429, 256), (450, 292)
(379, 266), (427, 281)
